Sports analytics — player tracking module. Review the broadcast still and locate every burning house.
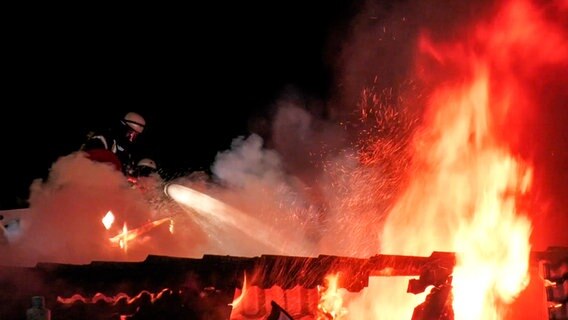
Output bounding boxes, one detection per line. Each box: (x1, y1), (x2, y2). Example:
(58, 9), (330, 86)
(0, 248), (566, 319)
(2, 0), (568, 319)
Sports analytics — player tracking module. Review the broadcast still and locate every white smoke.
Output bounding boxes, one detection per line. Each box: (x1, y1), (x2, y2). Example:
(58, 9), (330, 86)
(212, 134), (285, 189)
(202, 101), (396, 258)
(1, 2), (420, 267)
(0, 152), (205, 266)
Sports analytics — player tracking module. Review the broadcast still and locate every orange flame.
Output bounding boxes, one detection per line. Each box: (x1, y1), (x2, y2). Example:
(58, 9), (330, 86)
(109, 218), (171, 251)
(379, 42), (533, 320)
(229, 272), (248, 309)
(119, 223), (128, 252)
(347, 0), (568, 318)
(429, 67), (532, 320)
(317, 274), (347, 319)
(102, 211), (115, 230)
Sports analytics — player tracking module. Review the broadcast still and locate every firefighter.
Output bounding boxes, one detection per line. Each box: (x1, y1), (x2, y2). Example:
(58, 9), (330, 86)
(81, 112), (146, 176)
(134, 158), (158, 177)
(127, 157), (160, 188)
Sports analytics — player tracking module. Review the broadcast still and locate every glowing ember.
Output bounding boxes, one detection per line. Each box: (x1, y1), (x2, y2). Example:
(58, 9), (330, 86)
(102, 210), (115, 230)
(317, 274), (347, 319)
(57, 288), (171, 305)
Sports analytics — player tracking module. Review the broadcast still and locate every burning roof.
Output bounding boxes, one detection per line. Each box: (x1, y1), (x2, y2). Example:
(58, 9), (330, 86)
(0, 247), (566, 319)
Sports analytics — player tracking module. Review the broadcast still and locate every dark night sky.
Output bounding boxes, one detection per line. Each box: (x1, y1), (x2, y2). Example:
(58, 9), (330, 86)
(1, 1), (364, 209)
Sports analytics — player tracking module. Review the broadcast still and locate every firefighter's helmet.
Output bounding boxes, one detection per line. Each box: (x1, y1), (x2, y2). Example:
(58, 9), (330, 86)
(121, 112), (145, 142)
(137, 158), (157, 170)
(122, 112), (146, 134)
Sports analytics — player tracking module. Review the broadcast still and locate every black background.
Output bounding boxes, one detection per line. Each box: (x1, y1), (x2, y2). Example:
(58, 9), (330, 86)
(1, 1), (363, 209)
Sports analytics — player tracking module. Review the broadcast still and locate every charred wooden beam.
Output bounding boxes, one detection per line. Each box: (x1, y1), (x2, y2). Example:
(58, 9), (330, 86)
(0, 247), (565, 320)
